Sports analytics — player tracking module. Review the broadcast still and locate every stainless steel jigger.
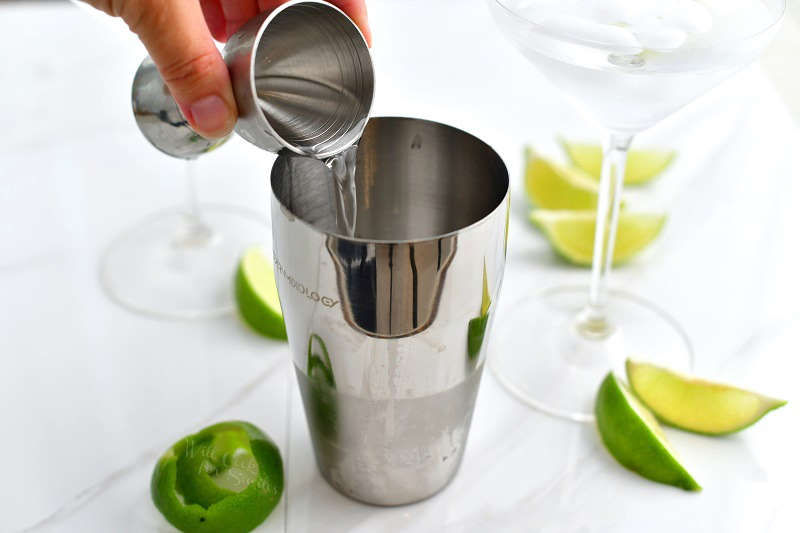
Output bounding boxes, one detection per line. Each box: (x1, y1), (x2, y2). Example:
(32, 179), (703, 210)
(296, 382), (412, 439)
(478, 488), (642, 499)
(271, 117), (510, 505)
(132, 57), (229, 159)
(132, 0), (374, 159)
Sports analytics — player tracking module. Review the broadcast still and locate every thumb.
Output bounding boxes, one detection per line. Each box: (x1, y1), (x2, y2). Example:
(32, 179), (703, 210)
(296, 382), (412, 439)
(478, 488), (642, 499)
(109, 0), (237, 138)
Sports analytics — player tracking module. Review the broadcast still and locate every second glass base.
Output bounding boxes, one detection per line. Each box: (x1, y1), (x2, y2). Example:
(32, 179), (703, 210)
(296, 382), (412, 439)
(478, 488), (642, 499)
(490, 285), (694, 422)
(100, 205), (270, 320)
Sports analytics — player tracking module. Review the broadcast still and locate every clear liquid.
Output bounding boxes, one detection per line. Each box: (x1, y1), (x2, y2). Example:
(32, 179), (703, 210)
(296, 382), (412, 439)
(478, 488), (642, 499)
(491, 0), (782, 131)
(324, 145), (359, 238)
(256, 73), (365, 235)
(256, 75), (366, 157)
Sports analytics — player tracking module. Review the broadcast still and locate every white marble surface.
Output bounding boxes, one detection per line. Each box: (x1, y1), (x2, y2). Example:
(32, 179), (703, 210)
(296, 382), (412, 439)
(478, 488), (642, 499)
(2, 1), (800, 532)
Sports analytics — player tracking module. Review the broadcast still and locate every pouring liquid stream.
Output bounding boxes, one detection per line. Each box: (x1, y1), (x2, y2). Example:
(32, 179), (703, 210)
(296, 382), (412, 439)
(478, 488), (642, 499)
(324, 144), (359, 238)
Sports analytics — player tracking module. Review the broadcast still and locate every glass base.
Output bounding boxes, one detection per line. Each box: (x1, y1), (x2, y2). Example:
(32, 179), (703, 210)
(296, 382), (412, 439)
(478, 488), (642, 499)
(490, 285), (694, 422)
(99, 205), (270, 320)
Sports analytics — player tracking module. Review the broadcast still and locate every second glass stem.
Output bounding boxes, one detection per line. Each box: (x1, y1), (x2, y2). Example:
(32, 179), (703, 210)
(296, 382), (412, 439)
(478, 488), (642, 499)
(578, 132), (633, 337)
(174, 160), (214, 248)
(185, 160), (201, 220)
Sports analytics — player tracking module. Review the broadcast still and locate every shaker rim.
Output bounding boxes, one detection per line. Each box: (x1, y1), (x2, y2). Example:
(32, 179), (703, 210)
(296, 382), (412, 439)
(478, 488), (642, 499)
(271, 116), (510, 245)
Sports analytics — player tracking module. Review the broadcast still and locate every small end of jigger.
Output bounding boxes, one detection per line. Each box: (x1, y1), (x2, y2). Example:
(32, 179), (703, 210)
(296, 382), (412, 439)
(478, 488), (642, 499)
(131, 57), (230, 160)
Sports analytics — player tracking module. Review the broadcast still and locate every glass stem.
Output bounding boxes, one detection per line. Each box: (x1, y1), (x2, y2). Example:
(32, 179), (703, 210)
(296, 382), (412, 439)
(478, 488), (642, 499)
(185, 160), (201, 221)
(577, 132), (633, 338)
(173, 160), (213, 247)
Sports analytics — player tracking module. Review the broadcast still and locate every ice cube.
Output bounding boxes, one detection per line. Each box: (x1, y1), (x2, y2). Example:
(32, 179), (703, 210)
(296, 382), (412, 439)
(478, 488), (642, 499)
(539, 13), (643, 54)
(588, 0), (653, 25)
(512, 1), (561, 25)
(634, 23), (688, 50)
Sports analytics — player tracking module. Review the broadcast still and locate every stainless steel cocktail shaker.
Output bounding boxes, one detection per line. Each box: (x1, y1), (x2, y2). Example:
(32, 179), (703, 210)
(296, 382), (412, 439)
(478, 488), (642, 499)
(271, 117), (510, 505)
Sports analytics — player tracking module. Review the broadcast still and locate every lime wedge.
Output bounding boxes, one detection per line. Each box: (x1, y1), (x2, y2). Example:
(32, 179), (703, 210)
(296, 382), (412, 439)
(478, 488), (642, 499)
(560, 139), (675, 185)
(626, 360), (787, 436)
(596, 372), (701, 491)
(524, 148), (598, 209)
(152, 421), (283, 533)
(235, 247), (288, 340)
(530, 210), (666, 266)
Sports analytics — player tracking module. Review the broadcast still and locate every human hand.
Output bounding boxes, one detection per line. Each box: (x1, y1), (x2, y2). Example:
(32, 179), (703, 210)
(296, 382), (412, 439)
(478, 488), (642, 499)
(84, 0), (371, 139)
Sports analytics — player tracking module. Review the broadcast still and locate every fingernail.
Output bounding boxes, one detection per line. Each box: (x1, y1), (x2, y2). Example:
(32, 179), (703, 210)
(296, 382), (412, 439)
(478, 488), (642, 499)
(188, 95), (230, 136)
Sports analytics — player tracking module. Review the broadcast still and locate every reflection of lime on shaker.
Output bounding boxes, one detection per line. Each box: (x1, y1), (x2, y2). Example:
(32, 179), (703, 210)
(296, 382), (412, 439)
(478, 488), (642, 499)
(306, 334), (337, 441)
(307, 334), (336, 388)
(467, 262), (492, 360)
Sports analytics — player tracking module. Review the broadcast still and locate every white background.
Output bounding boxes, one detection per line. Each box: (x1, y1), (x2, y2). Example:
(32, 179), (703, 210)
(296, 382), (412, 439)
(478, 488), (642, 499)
(1, 1), (800, 532)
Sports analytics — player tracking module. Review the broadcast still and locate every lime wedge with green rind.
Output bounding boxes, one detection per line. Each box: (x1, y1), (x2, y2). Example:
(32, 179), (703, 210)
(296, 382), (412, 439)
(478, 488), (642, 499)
(235, 247), (287, 340)
(530, 210), (666, 266)
(626, 359), (787, 436)
(174, 433), (240, 509)
(560, 139), (675, 186)
(152, 421), (284, 533)
(524, 148), (599, 209)
(596, 373), (701, 491)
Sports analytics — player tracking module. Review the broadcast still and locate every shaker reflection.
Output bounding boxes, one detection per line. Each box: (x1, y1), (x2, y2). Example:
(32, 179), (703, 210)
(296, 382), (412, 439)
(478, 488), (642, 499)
(299, 333), (338, 443)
